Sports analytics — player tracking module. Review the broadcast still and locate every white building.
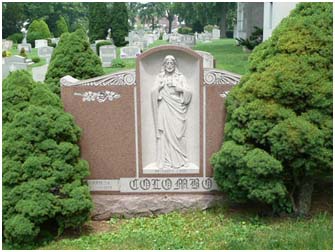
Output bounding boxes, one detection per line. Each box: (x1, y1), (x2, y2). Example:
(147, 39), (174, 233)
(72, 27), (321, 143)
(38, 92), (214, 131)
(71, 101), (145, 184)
(235, 3), (264, 40)
(235, 2), (298, 41)
(263, 2), (298, 41)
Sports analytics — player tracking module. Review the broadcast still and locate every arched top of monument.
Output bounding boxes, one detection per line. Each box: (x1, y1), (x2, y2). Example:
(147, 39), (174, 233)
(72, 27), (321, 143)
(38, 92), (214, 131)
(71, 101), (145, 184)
(137, 45), (203, 63)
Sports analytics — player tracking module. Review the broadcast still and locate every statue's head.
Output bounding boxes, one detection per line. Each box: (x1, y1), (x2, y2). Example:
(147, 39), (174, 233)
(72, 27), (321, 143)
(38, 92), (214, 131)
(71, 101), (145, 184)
(163, 55), (177, 74)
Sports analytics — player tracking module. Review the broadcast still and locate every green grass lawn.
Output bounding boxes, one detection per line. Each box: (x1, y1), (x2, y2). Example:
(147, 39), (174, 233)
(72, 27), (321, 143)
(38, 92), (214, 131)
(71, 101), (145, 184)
(40, 208), (332, 250)
(193, 39), (250, 75)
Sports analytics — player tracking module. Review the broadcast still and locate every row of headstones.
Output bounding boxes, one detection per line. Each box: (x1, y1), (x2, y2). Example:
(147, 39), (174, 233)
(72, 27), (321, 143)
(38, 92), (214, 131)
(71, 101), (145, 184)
(2, 39), (56, 79)
(126, 30), (160, 50)
(15, 38), (60, 53)
(165, 29), (220, 48)
(90, 40), (142, 67)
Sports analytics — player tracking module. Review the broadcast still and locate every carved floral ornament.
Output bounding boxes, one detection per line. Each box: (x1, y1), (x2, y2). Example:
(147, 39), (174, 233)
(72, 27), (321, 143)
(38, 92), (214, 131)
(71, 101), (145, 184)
(74, 91), (121, 103)
(60, 69), (241, 87)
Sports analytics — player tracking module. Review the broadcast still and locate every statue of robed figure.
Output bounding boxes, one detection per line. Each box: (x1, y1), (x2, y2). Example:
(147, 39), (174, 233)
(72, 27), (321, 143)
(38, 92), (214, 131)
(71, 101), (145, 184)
(151, 55), (192, 169)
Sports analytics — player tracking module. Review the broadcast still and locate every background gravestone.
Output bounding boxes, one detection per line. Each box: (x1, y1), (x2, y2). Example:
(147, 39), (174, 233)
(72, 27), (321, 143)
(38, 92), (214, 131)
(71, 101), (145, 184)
(50, 38), (60, 45)
(99, 45), (116, 67)
(212, 28), (220, 39)
(196, 50), (215, 68)
(38, 46), (54, 63)
(18, 43), (32, 53)
(35, 39), (48, 48)
(120, 46), (141, 59)
(2, 56), (28, 79)
(2, 40), (13, 51)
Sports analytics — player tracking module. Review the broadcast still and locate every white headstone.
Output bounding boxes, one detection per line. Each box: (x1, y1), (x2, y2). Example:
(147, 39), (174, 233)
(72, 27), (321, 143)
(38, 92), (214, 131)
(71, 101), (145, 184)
(2, 61), (28, 79)
(2, 40), (13, 51)
(144, 34), (155, 45)
(99, 45), (116, 67)
(120, 46), (141, 59)
(212, 28), (220, 40)
(195, 50), (214, 68)
(50, 38), (60, 45)
(35, 39), (48, 48)
(4, 55), (26, 64)
(38, 46), (54, 63)
(18, 43), (32, 53)
(182, 35), (196, 47)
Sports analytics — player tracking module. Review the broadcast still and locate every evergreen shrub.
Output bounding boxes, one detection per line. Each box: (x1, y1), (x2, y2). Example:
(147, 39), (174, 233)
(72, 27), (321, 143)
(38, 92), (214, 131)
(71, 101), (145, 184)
(55, 16), (69, 38)
(27, 19), (51, 47)
(2, 71), (93, 248)
(7, 33), (24, 43)
(110, 3), (129, 47)
(211, 3), (333, 216)
(178, 27), (193, 35)
(45, 29), (104, 95)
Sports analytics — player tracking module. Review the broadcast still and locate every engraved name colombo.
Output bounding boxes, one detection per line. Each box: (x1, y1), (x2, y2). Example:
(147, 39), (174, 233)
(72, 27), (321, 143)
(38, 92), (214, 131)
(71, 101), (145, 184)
(127, 177), (216, 191)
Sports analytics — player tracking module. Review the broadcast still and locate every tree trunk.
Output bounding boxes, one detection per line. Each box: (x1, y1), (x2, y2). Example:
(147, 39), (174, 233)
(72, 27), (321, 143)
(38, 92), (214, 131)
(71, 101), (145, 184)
(295, 177), (314, 217)
(219, 4), (228, 38)
(168, 17), (173, 34)
(151, 17), (155, 31)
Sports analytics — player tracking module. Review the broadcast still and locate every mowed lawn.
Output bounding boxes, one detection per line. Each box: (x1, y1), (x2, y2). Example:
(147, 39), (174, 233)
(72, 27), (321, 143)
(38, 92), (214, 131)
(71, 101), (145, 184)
(40, 207), (332, 250)
(193, 38), (251, 75)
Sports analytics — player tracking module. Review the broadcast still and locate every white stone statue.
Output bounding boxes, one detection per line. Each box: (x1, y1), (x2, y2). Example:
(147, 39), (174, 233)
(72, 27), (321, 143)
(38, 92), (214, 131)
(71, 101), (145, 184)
(151, 55), (192, 169)
(106, 28), (112, 40)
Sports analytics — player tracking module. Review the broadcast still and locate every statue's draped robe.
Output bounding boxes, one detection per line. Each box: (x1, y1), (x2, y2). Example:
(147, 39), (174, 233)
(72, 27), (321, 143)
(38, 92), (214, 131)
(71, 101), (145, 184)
(151, 72), (192, 169)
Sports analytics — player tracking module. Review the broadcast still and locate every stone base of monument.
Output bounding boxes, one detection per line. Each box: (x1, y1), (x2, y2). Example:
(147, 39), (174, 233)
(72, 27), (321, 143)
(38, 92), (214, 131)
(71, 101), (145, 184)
(143, 162), (199, 174)
(91, 194), (226, 220)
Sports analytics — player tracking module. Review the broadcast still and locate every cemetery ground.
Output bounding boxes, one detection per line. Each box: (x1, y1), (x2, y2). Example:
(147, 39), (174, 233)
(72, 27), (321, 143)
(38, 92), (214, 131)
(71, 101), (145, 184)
(7, 39), (249, 78)
(102, 39), (250, 75)
(40, 183), (332, 250)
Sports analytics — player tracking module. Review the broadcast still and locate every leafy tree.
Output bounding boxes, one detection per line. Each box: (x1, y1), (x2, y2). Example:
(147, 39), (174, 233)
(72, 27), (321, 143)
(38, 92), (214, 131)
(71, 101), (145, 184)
(45, 29), (104, 95)
(128, 2), (141, 29)
(138, 2), (165, 31)
(174, 2), (236, 36)
(55, 16), (69, 37)
(23, 3), (89, 34)
(2, 3), (26, 38)
(211, 3), (332, 216)
(27, 19), (51, 47)
(162, 3), (177, 34)
(2, 71), (92, 247)
(88, 3), (109, 42)
(110, 3), (129, 47)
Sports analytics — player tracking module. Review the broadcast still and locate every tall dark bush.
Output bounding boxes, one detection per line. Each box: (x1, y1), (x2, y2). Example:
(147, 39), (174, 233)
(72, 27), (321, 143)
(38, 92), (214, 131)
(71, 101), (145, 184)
(45, 29), (104, 95)
(211, 3), (332, 216)
(96, 40), (113, 56)
(110, 3), (129, 46)
(55, 16), (69, 37)
(88, 3), (109, 42)
(2, 71), (93, 248)
(27, 19), (51, 47)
